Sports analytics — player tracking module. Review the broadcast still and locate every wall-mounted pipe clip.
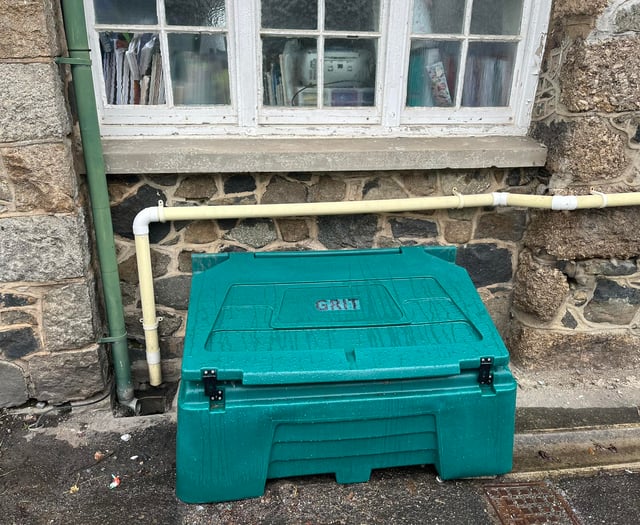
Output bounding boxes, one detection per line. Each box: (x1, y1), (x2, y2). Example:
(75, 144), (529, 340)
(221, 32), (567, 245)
(590, 190), (608, 208)
(140, 317), (163, 331)
(452, 189), (465, 209)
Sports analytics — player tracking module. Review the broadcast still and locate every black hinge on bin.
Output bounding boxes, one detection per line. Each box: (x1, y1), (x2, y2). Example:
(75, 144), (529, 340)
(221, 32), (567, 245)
(202, 369), (224, 402)
(478, 357), (494, 386)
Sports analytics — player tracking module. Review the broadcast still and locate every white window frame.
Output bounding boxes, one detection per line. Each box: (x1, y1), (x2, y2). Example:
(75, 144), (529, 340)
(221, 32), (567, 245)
(84, 0), (552, 138)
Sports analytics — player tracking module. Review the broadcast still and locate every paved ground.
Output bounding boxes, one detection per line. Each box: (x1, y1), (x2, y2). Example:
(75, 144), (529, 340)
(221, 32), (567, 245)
(1, 392), (639, 525)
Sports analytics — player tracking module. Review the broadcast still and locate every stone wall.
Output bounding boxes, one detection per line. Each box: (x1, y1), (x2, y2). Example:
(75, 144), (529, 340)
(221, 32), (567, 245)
(0, 0), (107, 407)
(511, 0), (640, 372)
(109, 167), (541, 384)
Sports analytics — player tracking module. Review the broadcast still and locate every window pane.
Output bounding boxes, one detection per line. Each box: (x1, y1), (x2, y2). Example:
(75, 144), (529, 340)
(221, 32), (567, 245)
(406, 41), (459, 107)
(168, 33), (230, 105)
(261, 0), (317, 30)
(93, 0), (157, 24)
(262, 38), (316, 106)
(262, 38), (376, 107)
(413, 0), (465, 34)
(470, 0), (523, 35)
(323, 39), (376, 107)
(165, 0), (226, 27)
(462, 42), (516, 107)
(99, 32), (164, 105)
(325, 0), (380, 32)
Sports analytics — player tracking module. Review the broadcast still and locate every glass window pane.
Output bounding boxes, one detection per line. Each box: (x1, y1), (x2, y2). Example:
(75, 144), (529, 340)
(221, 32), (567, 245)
(99, 32), (164, 105)
(261, 0), (317, 30)
(262, 38), (316, 106)
(168, 33), (230, 105)
(470, 0), (523, 35)
(462, 42), (516, 107)
(93, 0), (157, 24)
(323, 39), (376, 107)
(325, 0), (380, 32)
(413, 0), (465, 34)
(263, 38), (376, 107)
(166, 0), (226, 27)
(406, 41), (459, 107)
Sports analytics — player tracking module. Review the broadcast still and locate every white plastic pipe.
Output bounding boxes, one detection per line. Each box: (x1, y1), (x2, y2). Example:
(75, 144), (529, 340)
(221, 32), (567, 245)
(133, 190), (640, 385)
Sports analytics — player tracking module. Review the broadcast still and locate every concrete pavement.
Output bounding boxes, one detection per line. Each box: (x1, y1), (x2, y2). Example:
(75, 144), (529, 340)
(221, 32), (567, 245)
(1, 384), (639, 524)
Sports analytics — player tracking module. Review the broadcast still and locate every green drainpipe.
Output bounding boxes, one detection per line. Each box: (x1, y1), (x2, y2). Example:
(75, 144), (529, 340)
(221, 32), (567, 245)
(59, 0), (134, 404)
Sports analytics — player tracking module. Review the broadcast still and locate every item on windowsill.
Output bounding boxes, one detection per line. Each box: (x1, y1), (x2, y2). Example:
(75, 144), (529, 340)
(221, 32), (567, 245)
(427, 61), (452, 106)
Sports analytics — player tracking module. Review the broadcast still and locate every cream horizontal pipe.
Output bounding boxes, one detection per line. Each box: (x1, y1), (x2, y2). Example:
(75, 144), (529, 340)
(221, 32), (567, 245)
(497, 192), (640, 209)
(151, 192), (640, 227)
(158, 194), (497, 223)
(135, 190), (640, 383)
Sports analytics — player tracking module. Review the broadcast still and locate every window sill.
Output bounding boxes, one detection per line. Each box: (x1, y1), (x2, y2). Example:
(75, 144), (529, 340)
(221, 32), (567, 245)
(101, 136), (547, 174)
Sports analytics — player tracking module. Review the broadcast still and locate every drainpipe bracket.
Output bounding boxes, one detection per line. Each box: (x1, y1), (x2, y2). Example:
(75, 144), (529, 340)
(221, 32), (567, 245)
(99, 332), (128, 345)
(55, 56), (92, 66)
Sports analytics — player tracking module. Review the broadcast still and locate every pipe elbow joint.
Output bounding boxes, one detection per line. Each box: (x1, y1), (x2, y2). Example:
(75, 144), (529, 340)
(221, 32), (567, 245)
(133, 207), (161, 236)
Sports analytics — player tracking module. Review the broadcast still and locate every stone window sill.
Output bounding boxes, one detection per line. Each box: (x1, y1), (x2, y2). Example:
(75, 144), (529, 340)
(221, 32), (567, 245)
(101, 136), (547, 174)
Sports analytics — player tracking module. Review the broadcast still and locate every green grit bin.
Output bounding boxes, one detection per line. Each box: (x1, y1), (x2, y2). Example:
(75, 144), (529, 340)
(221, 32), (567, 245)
(176, 247), (516, 503)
